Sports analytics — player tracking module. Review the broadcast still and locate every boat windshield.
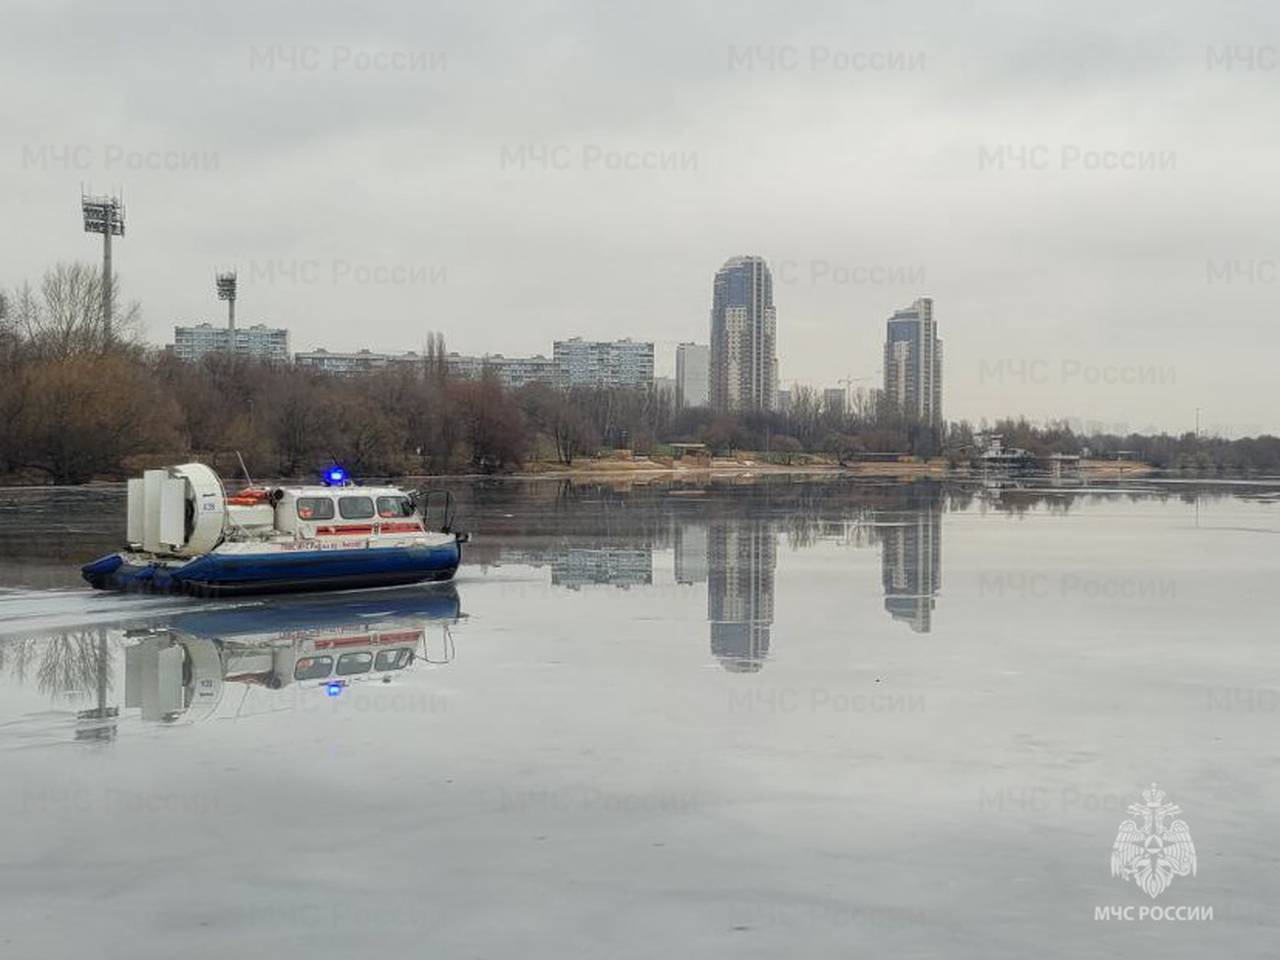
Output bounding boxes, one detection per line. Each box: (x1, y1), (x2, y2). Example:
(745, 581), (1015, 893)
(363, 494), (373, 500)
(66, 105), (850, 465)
(377, 496), (415, 518)
(374, 648), (413, 671)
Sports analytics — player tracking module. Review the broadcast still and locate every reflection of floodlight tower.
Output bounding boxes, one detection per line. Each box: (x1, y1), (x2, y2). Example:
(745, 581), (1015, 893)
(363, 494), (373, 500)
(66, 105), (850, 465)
(81, 191), (125, 341)
(76, 628), (118, 742)
(215, 270), (238, 332)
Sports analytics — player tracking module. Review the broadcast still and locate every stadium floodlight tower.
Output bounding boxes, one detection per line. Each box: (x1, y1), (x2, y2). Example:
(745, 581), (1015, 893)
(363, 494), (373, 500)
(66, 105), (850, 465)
(81, 191), (126, 341)
(215, 270), (238, 332)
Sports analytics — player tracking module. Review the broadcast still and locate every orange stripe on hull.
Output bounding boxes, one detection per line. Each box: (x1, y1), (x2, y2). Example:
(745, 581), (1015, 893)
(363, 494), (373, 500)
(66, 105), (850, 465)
(312, 522), (423, 536)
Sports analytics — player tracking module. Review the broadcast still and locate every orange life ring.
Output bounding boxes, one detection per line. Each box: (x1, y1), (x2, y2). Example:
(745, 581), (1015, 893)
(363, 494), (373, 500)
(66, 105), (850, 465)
(227, 488), (271, 506)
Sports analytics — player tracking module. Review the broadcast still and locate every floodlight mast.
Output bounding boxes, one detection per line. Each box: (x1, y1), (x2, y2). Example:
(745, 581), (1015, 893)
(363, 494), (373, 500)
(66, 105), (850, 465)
(81, 192), (125, 342)
(215, 271), (238, 332)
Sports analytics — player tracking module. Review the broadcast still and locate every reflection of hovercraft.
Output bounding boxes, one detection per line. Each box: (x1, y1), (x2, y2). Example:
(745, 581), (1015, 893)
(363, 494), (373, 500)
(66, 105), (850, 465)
(123, 585), (462, 724)
(168, 583), (461, 637)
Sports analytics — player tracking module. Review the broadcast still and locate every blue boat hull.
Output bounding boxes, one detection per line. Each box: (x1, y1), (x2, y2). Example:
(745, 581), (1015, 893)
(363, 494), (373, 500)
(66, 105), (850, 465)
(81, 541), (462, 597)
(169, 584), (462, 636)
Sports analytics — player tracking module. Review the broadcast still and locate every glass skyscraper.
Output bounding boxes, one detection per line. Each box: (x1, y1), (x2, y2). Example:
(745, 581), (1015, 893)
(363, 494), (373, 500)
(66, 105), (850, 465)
(883, 297), (942, 427)
(709, 255), (778, 412)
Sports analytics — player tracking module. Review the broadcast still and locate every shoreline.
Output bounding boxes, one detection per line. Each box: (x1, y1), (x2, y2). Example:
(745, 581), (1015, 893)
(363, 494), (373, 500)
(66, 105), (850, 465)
(502, 457), (1157, 482)
(0, 457), (1159, 488)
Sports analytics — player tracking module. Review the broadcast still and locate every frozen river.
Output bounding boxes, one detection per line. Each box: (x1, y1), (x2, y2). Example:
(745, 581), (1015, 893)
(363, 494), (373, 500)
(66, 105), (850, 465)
(1, 476), (1277, 958)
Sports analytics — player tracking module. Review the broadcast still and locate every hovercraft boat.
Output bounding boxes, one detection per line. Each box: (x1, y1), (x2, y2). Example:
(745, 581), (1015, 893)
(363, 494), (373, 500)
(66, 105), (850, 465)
(81, 463), (465, 596)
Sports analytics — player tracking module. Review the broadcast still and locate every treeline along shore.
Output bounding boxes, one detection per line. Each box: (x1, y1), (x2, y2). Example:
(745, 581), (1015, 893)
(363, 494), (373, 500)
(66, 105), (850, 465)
(2, 263), (1279, 485)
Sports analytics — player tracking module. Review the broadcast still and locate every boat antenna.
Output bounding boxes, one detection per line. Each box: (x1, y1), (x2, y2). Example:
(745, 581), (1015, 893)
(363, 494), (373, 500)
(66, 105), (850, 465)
(235, 450), (254, 488)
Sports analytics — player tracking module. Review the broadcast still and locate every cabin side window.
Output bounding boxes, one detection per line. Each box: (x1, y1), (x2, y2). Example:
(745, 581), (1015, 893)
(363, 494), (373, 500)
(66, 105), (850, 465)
(338, 496), (376, 520)
(336, 651), (374, 675)
(376, 496), (415, 518)
(294, 656), (333, 680)
(296, 497), (335, 521)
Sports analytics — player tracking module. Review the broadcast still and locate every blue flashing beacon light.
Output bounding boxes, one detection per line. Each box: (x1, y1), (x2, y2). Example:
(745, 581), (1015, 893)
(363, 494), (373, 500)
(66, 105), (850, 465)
(324, 466), (348, 487)
(326, 682), (344, 697)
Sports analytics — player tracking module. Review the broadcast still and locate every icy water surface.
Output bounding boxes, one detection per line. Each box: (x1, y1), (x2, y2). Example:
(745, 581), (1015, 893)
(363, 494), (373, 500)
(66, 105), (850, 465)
(1, 476), (1278, 959)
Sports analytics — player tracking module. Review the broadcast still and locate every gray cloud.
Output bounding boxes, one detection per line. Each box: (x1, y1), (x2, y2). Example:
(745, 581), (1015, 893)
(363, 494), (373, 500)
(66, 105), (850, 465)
(4, 0), (1278, 435)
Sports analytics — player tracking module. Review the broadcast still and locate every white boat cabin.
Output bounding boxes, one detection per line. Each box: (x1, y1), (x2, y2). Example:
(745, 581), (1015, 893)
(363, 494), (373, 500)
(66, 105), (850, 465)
(124, 463), (431, 555)
(267, 486), (424, 540)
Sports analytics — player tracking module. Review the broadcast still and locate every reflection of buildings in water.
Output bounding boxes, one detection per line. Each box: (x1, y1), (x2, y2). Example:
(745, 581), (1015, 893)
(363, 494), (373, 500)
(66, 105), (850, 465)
(708, 521), (777, 672)
(879, 501), (942, 633)
(673, 523), (709, 585)
(550, 548), (652, 590)
(495, 519), (775, 670)
(489, 544), (655, 590)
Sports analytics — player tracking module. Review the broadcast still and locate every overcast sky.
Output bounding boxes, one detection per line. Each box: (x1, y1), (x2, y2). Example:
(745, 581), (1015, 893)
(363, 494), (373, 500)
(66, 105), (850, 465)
(4, 0), (1278, 436)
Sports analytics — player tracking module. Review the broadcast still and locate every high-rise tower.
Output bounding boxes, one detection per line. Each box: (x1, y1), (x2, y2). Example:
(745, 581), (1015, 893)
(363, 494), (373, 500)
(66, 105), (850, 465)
(709, 256), (777, 412)
(883, 297), (942, 427)
(675, 342), (710, 408)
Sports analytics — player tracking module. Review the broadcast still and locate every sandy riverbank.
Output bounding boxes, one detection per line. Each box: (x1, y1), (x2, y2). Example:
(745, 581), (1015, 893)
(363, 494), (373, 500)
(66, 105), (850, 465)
(0, 456), (1156, 488)
(515, 456), (1155, 481)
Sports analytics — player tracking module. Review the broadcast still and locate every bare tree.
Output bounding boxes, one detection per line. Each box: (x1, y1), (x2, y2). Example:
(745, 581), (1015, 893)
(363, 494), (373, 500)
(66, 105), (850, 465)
(269, 386), (326, 476)
(13, 262), (142, 358)
(521, 383), (599, 465)
(8, 281), (40, 343)
(13, 353), (181, 483)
